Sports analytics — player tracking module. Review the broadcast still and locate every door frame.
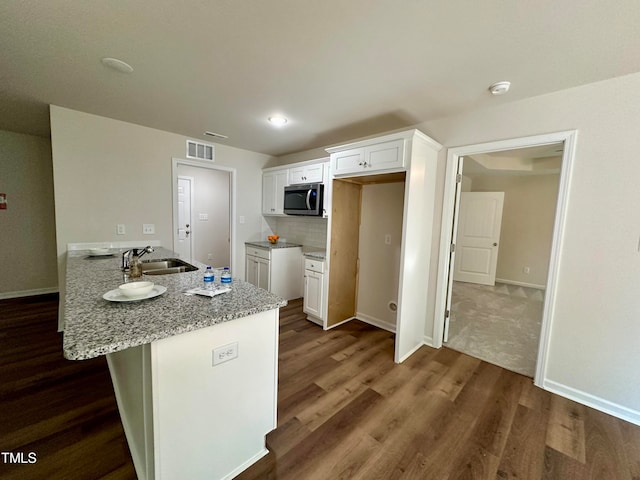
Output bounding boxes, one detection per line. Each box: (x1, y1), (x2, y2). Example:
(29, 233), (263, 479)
(433, 130), (578, 386)
(172, 157), (236, 274)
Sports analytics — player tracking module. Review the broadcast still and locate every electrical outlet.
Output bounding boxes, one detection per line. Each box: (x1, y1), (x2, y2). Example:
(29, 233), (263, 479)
(143, 224), (155, 235)
(117, 224), (126, 235)
(207, 253), (212, 260)
(385, 234), (391, 245)
(239, 216), (245, 224)
(212, 342), (238, 366)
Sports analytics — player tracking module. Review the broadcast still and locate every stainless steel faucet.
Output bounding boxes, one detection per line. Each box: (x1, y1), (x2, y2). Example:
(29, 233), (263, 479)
(122, 246), (154, 270)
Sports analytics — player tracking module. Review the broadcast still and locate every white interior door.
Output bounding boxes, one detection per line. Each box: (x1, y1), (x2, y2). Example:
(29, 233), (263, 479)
(176, 176), (193, 260)
(453, 192), (504, 286)
(443, 157), (464, 342)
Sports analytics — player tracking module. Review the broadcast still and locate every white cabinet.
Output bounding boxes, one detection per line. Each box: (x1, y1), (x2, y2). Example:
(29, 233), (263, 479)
(303, 258), (325, 324)
(289, 163), (323, 184)
(246, 254), (270, 291)
(330, 139), (405, 176)
(245, 244), (303, 300)
(262, 169), (288, 215)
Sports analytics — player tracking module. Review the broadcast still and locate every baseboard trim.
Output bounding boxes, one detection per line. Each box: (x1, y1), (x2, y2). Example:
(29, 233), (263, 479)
(543, 379), (640, 426)
(0, 287), (59, 300)
(423, 335), (435, 348)
(355, 312), (396, 333)
(495, 278), (546, 290)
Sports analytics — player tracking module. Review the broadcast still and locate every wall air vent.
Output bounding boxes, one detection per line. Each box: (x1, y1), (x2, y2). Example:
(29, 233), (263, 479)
(186, 140), (215, 161)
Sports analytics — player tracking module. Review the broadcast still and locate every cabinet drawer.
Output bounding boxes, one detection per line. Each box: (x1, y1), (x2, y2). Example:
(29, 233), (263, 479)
(304, 258), (324, 273)
(246, 247), (271, 260)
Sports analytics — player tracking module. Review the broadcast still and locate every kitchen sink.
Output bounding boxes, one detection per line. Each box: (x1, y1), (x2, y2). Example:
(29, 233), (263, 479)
(141, 258), (198, 275)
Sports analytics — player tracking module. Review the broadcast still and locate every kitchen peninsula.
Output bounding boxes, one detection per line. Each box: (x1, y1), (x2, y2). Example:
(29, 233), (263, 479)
(63, 247), (286, 480)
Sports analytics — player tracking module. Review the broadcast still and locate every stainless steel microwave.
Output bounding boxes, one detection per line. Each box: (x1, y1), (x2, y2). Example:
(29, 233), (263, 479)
(283, 183), (324, 216)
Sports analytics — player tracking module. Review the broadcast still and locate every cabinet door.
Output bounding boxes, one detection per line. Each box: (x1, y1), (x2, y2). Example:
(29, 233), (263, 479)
(331, 147), (365, 176)
(245, 255), (258, 286)
(364, 139), (404, 172)
(262, 170), (288, 215)
(289, 164), (324, 184)
(303, 270), (323, 318)
(257, 257), (271, 291)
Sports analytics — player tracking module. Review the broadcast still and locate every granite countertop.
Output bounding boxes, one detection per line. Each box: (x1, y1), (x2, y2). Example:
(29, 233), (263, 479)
(245, 241), (302, 249)
(63, 247), (286, 361)
(303, 251), (326, 260)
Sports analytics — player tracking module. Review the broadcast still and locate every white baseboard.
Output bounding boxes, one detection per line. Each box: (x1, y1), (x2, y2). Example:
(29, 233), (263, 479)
(495, 278), (546, 290)
(0, 287), (58, 300)
(396, 342), (424, 363)
(423, 334), (435, 348)
(543, 379), (640, 426)
(355, 312), (396, 333)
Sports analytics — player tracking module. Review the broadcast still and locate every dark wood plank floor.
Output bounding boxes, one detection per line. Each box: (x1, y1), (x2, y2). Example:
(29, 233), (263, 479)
(1, 295), (639, 479)
(0, 294), (136, 480)
(238, 299), (640, 480)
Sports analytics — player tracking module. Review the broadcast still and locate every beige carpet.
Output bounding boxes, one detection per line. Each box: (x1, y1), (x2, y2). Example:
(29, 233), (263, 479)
(445, 281), (544, 377)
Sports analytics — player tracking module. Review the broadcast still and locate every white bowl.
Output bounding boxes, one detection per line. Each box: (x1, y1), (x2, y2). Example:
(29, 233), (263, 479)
(119, 281), (155, 298)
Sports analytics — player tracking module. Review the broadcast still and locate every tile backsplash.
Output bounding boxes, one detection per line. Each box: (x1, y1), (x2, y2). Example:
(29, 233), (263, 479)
(262, 216), (327, 249)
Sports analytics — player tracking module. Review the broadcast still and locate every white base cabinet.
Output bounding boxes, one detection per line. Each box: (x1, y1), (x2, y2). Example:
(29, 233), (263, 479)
(303, 258), (325, 325)
(245, 245), (303, 300)
(106, 309), (279, 480)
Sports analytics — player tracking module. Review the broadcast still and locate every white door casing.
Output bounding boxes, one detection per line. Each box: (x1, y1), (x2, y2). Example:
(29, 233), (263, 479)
(433, 130), (578, 388)
(453, 192), (504, 286)
(172, 157), (237, 276)
(176, 176), (193, 261)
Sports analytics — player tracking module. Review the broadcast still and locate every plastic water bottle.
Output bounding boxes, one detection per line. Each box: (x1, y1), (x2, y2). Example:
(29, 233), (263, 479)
(203, 266), (215, 289)
(221, 267), (232, 284)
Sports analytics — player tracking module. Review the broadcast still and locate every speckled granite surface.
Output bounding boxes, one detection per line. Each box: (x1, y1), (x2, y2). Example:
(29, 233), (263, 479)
(303, 251), (326, 260)
(63, 247), (286, 361)
(245, 241), (302, 249)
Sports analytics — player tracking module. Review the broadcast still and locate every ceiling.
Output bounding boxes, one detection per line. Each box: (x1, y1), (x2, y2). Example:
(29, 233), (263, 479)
(2, 1), (640, 157)
(465, 144), (563, 176)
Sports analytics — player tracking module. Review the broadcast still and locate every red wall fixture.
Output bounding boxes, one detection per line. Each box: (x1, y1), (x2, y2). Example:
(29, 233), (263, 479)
(0, 193), (6, 210)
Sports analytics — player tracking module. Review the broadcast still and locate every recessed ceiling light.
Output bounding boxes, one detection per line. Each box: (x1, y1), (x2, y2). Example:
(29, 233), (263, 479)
(101, 57), (134, 74)
(268, 115), (288, 127)
(489, 81), (511, 96)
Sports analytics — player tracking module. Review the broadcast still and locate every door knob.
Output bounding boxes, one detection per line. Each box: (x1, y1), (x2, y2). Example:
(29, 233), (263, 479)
(493, 242), (498, 246)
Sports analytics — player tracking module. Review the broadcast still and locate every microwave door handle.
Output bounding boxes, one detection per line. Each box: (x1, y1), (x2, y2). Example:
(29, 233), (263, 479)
(306, 189), (312, 210)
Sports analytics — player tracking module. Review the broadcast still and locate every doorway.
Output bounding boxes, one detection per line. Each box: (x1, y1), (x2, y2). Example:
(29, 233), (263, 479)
(172, 158), (235, 271)
(434, 131), (577, 386)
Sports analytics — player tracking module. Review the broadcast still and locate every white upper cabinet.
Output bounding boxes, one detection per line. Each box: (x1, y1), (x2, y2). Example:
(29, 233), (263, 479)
(330, 139), (405, 176)
(289, 163), (324, 184)
(262, 169), (288, 215)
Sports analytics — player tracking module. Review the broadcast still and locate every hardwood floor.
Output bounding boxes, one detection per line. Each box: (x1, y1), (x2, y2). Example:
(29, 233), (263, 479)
(238, 299), (640, 480)
(1, 295), (638, 479)
(0, 294), (136, 480)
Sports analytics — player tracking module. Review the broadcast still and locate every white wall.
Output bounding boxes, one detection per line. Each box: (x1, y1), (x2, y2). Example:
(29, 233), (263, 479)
(420, 72), (640, 420)
(468, 174), (559, 287)
(50, 106), (271, 293)
(357, 182), (404, 329)
(0, 130), (58, 297)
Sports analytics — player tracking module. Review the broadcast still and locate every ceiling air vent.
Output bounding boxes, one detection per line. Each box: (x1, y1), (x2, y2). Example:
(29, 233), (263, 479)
(186, 140), (215, 161)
